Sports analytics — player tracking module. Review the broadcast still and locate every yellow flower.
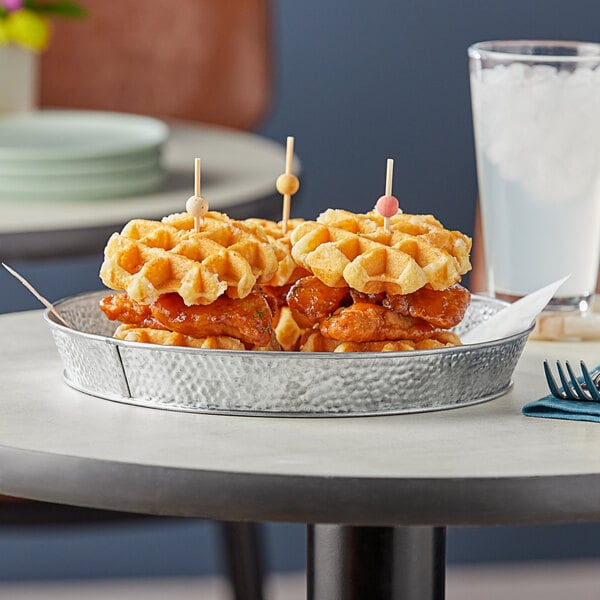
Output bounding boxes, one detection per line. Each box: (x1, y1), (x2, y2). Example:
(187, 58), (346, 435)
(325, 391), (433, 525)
(0, 20), (10, 46)
(5, 9), (50, 52)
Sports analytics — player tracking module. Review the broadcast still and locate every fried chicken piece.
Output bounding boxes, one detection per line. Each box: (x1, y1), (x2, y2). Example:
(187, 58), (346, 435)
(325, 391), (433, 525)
(261, 283), (313, 333)
(383, 284), (471, 329)
(319, 302), (439, 342)
(287, 276), (350, 325)
(261, 284), (292, 314)
(349, 289), (386, 305)
(151, 292), (274, 347)
(100, 293), (165, 329)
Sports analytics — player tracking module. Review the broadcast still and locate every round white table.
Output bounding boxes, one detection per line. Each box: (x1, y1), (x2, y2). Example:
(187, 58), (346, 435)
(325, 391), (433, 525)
(0, 309), (599, 599)
(0, 122), (288, 259)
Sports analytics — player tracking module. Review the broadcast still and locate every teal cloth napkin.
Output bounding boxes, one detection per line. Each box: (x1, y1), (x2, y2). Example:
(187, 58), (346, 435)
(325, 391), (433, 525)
(522, 364), (600, 422)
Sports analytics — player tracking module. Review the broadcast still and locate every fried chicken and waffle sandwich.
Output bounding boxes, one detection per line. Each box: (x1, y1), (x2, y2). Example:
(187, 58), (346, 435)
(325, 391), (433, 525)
(287, 209), (473, 352)
(98, 212), (285, 350)
(243, 217), (313, 351)
(97, 207), (473, 353)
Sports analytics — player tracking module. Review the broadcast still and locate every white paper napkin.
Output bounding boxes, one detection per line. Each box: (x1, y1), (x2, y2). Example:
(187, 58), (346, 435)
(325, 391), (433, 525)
(462, 276), (569, 345)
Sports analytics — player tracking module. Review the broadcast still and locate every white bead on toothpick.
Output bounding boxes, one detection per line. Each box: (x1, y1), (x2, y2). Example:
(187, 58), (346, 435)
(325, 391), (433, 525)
(276, 136), (300, 234)
(186, 158), (209, 233)
(375, 158), (401, 233)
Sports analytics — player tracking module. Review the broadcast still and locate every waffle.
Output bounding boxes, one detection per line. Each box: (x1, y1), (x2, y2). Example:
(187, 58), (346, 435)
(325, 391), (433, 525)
(245, 217), (305, 241)
(114, 324), (246, 349)
(290, 209), (471, 295)
(241, 218), (311, 350)
(245, 217), (307, 286)
(272, 306), (308, 351)
(300, 330), (461, 353)
(298, 330), (341, 352)
(99, 212), (279, 306)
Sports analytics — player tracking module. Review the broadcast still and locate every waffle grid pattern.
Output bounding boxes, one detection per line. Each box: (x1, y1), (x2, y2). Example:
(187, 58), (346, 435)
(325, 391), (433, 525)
(291, 209), (472, 295)
(100, 212), (279, 306)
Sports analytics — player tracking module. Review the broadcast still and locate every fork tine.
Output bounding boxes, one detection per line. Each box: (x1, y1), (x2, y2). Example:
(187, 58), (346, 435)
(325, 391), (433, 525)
(565, 361), (589, 401)
(556, 361), (578, 400)
(581, 361), (600, 401)
(543, 360), (565, 399)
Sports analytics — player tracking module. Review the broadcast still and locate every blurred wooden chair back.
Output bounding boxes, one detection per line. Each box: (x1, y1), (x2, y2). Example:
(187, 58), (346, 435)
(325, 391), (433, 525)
(40, 0), (272, 130)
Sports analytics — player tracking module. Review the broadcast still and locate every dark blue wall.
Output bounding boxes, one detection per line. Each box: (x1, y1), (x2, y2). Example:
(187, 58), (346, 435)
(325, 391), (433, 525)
(261, 0), (599, 235)
(2, 0), (600, 582)
(1, 521), (600, 581)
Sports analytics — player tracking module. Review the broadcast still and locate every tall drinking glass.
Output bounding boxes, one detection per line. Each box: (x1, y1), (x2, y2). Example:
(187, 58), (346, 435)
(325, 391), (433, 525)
(468, 40), (600, 311)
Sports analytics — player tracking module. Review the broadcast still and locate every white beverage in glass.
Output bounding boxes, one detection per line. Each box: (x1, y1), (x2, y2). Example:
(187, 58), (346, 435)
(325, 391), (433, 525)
(469, 41), (600, 310)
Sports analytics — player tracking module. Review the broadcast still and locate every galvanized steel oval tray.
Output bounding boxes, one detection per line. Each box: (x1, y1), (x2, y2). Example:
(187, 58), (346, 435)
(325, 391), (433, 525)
(44, 291), (532, 416)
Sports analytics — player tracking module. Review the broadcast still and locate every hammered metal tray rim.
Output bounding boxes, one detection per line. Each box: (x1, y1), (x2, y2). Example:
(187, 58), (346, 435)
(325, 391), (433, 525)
(44, 290), (532, 359)
(60, 375), (515, 418)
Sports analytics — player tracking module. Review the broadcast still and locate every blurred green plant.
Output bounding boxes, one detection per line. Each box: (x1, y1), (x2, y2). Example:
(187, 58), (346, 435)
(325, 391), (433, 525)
(0, 0), (86, 52)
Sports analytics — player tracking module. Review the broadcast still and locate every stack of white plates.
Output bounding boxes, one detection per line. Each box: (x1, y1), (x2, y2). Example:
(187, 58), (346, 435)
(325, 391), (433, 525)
(0, 110), (169, 201)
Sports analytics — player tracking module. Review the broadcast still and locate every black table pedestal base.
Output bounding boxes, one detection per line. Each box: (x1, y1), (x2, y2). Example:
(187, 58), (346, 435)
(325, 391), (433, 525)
(307, 524), (446, 600)
(219, 521), (265, 600)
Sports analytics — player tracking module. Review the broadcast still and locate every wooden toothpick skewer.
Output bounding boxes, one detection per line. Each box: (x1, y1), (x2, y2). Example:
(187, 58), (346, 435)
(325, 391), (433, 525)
(2, 262), (73, 328)
(384, 159), (394, 232)
(285, 136), (294, 175)
(281, 137), (294, 232)
(276, 136), (300, 234)
(385, 158), (394, 196)
(186, 157), (209, 233)
(375, 158), (400, 234)
(195, 157), (201, 199)
(193, 158), (202, 233)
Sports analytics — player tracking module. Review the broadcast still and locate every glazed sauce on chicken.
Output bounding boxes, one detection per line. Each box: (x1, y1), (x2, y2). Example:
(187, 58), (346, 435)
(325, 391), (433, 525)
(151, 292), (273, 347)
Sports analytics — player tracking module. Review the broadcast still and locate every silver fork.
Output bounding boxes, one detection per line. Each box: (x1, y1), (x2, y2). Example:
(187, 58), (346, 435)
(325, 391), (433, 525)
(543, 360), (600, 401)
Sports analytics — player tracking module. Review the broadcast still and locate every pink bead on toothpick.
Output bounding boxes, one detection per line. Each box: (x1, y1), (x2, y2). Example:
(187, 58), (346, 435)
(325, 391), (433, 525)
(375, 158), (401, 233)
(376, 195), (399, 218)
(186, 158), (208, 233)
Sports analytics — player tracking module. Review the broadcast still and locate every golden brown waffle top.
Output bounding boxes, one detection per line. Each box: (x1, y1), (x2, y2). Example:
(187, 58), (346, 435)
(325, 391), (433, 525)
(244, 217), (304, 242)
(290, 209), (472, 295)
(99, 212), (279, 306)
(244, 217), (307, 286)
